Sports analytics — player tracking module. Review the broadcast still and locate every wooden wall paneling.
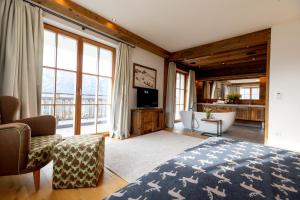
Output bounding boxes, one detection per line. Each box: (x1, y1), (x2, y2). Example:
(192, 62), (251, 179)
(259, 77), (267, 100)
(32, 0), (170, 58)
(264, 35), (271, 144)
(163, 59), (169, 110)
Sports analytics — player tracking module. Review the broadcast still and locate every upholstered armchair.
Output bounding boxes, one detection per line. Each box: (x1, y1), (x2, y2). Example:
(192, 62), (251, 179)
(0, 96), (62, 191)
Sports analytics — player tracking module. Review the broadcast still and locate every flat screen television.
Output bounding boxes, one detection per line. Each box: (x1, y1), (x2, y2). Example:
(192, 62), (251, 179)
(137, 87), (158, 108)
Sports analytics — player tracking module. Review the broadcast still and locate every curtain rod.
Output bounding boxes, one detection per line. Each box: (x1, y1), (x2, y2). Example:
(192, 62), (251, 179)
(23, 0), (135, 48)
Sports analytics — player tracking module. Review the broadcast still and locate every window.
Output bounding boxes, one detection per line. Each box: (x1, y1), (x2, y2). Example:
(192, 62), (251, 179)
(240, 87), (260, 100)
(81, 42), (113, 134)
(41, 24), (115, 137)
(175, 72), (186, 121)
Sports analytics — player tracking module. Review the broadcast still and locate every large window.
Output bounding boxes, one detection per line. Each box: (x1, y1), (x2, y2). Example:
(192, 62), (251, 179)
(175, 72), (186, 121)
(240, 87), (260, 100)
(41, 24), (115, 137)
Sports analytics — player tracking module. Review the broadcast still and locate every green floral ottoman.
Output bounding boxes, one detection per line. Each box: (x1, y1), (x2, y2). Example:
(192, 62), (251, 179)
(52, 135), (105, 189)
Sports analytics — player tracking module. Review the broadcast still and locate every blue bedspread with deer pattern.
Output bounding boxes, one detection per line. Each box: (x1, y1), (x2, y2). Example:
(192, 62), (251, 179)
(104, 137), (300, 200)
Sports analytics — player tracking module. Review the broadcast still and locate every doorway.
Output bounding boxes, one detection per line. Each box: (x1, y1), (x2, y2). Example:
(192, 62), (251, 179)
(41, 24), (115, 137)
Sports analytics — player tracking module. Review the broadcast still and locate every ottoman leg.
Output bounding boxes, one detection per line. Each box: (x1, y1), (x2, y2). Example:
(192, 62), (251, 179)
(33, 169), (40, 191)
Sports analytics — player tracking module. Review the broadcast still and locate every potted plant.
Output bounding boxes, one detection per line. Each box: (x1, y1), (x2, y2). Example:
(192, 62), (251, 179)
(204, 108), (213, 119)
(226, 93), (241, 104)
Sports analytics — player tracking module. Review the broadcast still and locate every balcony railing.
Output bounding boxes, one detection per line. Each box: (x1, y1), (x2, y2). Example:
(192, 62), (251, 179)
(41, 92), (110, 134)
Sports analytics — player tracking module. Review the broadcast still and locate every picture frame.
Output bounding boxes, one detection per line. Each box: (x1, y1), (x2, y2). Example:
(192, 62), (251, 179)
(133, 63), (157, 89)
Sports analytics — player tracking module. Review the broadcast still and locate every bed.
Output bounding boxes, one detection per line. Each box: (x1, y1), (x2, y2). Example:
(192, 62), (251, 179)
(104, 137), (300, 200)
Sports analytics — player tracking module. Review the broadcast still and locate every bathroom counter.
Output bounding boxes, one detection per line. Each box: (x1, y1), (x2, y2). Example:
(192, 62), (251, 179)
(198, 103), (265, 108)
(197, 103), (265, 122)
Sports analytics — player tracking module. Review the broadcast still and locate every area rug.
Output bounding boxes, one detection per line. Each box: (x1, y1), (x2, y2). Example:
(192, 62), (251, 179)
(104, 130), (204, 182)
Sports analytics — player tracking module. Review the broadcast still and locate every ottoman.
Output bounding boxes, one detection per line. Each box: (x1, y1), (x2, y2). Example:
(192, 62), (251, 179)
(52, 135), (105, 189)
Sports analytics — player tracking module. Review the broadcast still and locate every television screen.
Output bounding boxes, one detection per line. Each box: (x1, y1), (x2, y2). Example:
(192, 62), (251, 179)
(137, 87), (158, 108)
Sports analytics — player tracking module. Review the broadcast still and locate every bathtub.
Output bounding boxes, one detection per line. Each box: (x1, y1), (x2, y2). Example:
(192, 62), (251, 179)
(180, 111), (236, 134)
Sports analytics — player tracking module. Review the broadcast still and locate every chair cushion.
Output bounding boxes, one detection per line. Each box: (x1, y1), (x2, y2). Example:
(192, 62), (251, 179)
(26, 135), (63, 169)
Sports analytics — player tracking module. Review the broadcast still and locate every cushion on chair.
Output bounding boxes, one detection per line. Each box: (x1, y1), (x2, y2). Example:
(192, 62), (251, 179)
(26, 135), (63, 169)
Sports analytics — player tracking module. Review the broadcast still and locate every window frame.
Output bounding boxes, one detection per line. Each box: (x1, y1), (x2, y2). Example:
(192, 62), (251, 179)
(175, 70), (187, 122)
(240, 87), (260, 100)
(41, 23), (116, 135)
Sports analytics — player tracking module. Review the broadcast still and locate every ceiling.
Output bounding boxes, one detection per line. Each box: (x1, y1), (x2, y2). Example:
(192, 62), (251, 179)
(180, 44), (267, 69)
(73, 0), (300, 52)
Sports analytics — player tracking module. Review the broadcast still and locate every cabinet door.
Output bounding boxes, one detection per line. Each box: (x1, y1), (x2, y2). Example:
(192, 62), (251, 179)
(152, 111), (159, 131)
(141, 111), (153, 133)
(142, 111), (153, 123)
(236, 107), (249, 120)
(158, 111), (165, 129)
(250, 107), (265, 121)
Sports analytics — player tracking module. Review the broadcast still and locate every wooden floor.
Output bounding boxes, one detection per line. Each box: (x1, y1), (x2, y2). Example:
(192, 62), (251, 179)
(0, 162), (127, 200)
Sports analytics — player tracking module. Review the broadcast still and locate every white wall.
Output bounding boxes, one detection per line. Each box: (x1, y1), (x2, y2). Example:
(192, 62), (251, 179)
(268, 18), (300, 152)
(129, 47), (165, 110)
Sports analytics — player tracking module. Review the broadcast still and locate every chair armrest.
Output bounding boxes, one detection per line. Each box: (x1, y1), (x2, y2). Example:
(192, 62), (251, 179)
(16, 115), (56, 137)
(0, 123), (30, 175)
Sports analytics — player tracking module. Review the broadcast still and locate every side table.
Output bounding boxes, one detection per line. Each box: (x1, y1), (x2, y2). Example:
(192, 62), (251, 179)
(201, 118), (222, 137)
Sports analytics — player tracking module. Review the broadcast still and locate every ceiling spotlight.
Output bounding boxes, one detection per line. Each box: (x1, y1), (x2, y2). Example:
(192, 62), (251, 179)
(222, 62), (225, 65)
(112, 18), (117, 22)
(252, 58), (256, 61)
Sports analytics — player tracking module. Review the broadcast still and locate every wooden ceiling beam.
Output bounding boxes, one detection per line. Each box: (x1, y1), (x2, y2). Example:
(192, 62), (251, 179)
(198, 55), (266, 67)
(185, 45), (267, 66)
(169, 29), (271, 61)
(195, 51), (266, 66)
(196, 60), (266, 71)
(196, 73), (266, 81)
(196, 62), (266, 80)
(32, 0), (171, 58)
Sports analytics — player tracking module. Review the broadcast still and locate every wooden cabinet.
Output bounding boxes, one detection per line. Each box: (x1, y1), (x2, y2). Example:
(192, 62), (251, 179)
(131, 108), (165, 135)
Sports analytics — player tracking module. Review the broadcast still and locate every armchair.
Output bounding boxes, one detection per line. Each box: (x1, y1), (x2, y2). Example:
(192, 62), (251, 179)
(0, 96), (62, 191)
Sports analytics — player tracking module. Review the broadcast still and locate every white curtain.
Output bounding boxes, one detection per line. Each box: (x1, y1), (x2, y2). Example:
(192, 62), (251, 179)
(203, 81), (211, 99)
(110, 43), (131, 139)
(228, 85), (240, 94)
(211, 81), (217, 99)
(0, 0), (43, 118)
(187, 70), (197, 111)
(165, 62), (176, 128)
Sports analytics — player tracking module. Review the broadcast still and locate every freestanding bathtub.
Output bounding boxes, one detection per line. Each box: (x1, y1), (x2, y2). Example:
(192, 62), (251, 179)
(180, 111), (236, 134)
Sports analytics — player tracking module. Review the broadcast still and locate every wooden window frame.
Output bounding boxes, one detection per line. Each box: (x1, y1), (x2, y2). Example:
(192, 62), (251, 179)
(240, 87), (260, 100)
(42, 23), (116, 135)
(175, 69), (188, 122)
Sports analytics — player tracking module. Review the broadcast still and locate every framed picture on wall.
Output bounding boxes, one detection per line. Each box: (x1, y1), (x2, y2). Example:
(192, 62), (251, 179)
(133, 63), (157, 89)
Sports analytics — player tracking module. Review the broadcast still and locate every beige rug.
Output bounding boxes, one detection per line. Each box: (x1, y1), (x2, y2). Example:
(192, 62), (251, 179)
(104, 130), (204, 182)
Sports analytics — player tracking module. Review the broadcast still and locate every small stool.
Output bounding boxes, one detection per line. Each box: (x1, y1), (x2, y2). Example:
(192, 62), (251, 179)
(52, 135), (105, 189)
